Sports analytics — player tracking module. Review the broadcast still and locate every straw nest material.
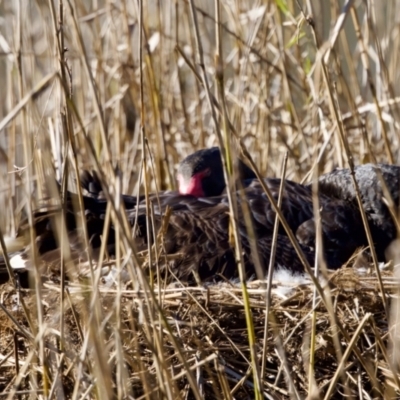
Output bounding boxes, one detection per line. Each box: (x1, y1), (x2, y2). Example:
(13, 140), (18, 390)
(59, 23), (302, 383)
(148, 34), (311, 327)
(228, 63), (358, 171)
(0, 260), (397, 399)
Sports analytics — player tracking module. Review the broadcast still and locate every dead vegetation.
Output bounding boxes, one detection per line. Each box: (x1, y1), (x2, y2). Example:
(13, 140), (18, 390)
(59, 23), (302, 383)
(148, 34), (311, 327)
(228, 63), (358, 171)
(1, 0), (400, 399)
(0, 266), (397, 399)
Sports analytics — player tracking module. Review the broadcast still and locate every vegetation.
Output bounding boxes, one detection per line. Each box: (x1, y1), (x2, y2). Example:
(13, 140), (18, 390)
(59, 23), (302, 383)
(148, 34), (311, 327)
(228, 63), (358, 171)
(0, 0), (399, 398)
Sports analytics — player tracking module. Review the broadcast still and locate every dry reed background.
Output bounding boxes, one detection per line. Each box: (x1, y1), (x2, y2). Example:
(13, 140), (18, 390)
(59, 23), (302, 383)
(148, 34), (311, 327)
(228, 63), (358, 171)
(1, 0), (400, 398)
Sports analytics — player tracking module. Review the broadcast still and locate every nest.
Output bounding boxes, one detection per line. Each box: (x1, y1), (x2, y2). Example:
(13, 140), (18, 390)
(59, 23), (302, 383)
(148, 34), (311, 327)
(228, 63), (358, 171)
(0, 263), (398, 399)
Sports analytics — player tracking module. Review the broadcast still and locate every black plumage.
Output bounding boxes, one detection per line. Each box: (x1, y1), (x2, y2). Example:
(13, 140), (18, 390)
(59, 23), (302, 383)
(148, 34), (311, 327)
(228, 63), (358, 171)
(177, 147), (257, 197)
(3, 149), (400, 285)
(314, 163), (400, 260)
(127, 178), (365, 281)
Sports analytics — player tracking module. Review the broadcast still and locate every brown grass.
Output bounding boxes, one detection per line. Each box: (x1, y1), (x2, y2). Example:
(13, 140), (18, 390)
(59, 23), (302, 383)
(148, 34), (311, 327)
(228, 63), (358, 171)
(1, 0), (400, 398)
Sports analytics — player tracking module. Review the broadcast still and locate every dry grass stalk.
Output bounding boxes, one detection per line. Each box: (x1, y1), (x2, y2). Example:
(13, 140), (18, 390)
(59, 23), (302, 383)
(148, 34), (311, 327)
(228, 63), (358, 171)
(0, 0), (400, 398)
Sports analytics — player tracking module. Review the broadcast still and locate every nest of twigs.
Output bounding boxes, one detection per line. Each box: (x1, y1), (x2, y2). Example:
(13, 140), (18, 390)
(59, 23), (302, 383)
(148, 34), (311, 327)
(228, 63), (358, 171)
(2, 0), (400, 398)
(0, 262), (397, 399)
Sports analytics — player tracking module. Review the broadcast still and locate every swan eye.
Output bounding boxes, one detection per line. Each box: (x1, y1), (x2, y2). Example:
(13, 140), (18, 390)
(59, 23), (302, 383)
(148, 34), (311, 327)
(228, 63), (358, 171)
(202, 167), (211, 177)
